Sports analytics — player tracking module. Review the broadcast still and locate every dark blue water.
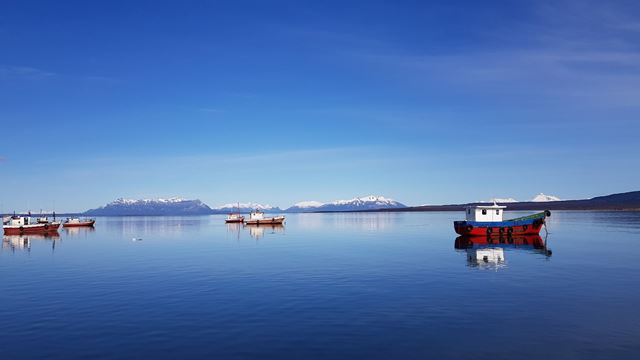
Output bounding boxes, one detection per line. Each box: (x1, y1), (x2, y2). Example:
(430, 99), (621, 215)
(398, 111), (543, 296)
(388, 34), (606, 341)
(2, 212), (640, 359)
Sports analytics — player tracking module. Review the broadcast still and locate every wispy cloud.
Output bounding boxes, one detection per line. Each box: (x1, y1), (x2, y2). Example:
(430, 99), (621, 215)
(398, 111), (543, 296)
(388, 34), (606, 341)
(317, 0), (640, 109)
(0, 65), (121, 84)
(0, 65), (57, 79)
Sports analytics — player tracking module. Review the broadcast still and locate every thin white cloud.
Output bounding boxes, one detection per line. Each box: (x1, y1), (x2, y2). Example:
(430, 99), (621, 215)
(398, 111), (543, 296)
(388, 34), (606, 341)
(0, 65), (57, 79)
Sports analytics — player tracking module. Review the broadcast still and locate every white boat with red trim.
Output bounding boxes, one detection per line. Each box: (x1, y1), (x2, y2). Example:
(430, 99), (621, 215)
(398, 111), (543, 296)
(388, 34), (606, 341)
(244, 210), (285, 225)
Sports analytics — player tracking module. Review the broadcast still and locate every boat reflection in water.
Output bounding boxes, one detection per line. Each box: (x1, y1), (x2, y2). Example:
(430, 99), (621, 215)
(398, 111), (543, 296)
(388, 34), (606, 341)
(247, 224), (284, 240)
(455, 234), (552, 269)
(64, 226), (96, 237)
(2, 232), (60, 252)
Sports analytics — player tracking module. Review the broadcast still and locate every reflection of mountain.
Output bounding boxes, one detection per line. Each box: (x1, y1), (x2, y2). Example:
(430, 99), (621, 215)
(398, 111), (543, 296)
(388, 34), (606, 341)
(294, 212), (398, 231)
(104, 216), (204, 237)
(3, 233), (60, 252)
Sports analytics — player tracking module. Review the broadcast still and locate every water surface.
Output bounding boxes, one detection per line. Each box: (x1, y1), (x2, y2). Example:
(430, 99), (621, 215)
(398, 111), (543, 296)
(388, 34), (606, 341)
(2, 212), (639, 359)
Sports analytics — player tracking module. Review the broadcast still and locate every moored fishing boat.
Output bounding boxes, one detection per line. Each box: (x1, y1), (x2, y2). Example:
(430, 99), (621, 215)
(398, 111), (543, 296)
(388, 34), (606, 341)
(225, 213), (245, 223)
(62, 218), (96, 227)
(225, 203), (245, 223)
(244, 210), (285, 225)
(3, 216), (61, 235)
(453, 203), (550, 236)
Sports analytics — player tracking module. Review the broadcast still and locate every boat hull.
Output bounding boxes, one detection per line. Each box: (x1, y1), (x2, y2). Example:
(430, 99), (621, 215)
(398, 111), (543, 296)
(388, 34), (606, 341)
(3, 222), (61, 235)
(453, 211), (549, 236)
(245, 217), (285, 225)
(62, 220), (95, 228)
(225, 218), (244, 223)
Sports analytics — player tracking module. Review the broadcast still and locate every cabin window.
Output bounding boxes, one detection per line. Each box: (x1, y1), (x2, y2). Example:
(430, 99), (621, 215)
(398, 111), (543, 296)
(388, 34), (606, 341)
(496, 210), (500, 215)
(467, 209), (471, 214)
(482, 209), (487, 215)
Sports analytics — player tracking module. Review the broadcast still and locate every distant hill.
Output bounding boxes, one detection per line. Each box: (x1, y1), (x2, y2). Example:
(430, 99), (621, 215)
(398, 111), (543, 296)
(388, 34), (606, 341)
(84, 198), (214, 216)
(285, 195), (406, 212)
(386, 191), (640, 212)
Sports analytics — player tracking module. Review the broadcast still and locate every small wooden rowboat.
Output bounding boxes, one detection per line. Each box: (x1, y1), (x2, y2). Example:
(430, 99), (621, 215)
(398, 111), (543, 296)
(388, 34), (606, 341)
(453, 203), (550, 236)
(62, 218), (96, 228)
(244, 210), (285, 225)
(3, 216), (61, 235)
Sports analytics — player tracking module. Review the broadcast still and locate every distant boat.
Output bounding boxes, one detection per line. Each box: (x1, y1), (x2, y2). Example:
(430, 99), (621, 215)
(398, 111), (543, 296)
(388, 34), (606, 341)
(225, 213), (245, 223)
(3, 215), (61, 235)
(244, 210), (285, 225)
(225, 202), (245, 223)
(62, 218), (96, 228)
(453, 203), (550, 236)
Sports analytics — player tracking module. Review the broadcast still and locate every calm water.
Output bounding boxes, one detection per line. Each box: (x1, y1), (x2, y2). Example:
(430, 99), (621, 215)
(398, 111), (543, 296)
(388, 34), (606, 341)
(2, 211), (640, 359)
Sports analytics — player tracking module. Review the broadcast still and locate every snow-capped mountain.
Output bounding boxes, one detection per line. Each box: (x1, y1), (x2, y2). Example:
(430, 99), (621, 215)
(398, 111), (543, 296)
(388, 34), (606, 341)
(211, 203), (282, 214)
(285, 195), (406, 212)
(292, 201), (324, 208)
(531, 193), (561, 202)
(85, 197), (213, 216)
(488, 198), (519, 203)
(481, 194), (561, 203)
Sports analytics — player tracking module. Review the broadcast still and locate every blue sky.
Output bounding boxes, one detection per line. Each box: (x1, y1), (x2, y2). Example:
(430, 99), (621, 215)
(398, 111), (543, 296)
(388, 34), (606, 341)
(1, 0), (639, 212)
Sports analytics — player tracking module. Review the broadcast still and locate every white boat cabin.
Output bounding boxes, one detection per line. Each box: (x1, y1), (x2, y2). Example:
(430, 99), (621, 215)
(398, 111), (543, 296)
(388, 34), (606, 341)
(465, 203), (506, 222)
(7, 216), (30, 226)
(249, 210), (265, 220)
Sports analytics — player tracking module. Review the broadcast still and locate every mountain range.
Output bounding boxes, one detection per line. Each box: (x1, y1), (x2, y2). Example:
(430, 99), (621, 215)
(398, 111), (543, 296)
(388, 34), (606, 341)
(83, 195), (406, 215)
(211, 203), (283, 214)
(84, 197), (213, 216)
(394, 191), (640, 212)
(81, 191), (640, 216)
(286, 195), (406, 212)
(486, 193), (561, 203)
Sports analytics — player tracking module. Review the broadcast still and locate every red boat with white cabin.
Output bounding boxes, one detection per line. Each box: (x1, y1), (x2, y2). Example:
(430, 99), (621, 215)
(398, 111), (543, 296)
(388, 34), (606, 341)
(3, 215), (61, 235)
(62, 218), (96, 227)
(453, 203), (550, 236)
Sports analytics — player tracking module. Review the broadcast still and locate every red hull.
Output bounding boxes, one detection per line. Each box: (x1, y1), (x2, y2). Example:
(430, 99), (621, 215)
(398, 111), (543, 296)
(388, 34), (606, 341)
(454, 222), (544, 236)
(3, 223), (61, 235)
(225, 219), (244, 223)
(62, 221), (95, 228)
